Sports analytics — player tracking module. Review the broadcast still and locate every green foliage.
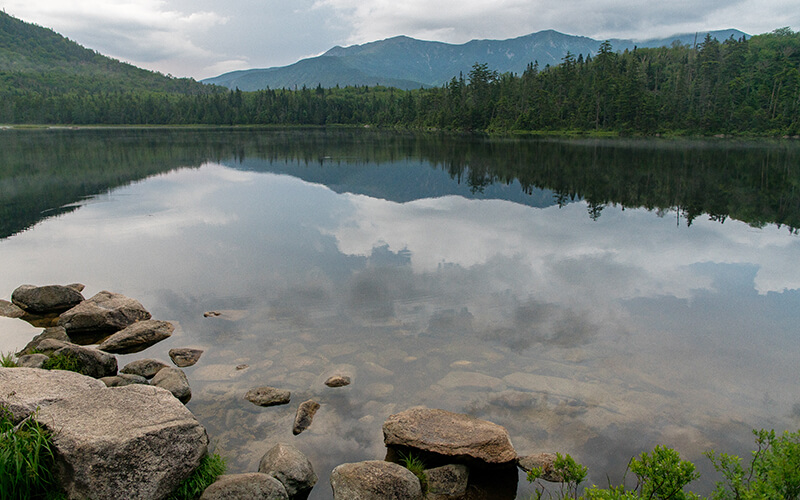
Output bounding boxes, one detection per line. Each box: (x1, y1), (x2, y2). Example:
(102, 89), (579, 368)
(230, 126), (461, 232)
(41, 352), (81, 374)
(629, 445), (700, 499)
(706, 429), (800, 500)
(0, 406), (63, 500)
(0, 351), (17, 367)
(526, 453), (588, 499)
(398, 451), (428, 493)
(166, 452), (227, 500)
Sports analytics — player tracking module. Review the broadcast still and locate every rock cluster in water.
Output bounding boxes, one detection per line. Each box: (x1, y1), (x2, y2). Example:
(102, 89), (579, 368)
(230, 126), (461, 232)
(3, 283), (571, 499)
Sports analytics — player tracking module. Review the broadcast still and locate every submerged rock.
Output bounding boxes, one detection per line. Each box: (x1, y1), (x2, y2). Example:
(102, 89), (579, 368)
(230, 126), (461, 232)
(97, 319), (174, 354)
(245, 386), (292, 407)
(258, 443), (318, 499)
(58, 290), (151, 335)
(330, 460), (423, 500)
(11, 284), (84, 314)
(169, 347), (204, 367)
(517, 453), (564, 482)
(382, 407), (516, 468)
(293, 400), (320, 435)
(324, 375), (351, 388)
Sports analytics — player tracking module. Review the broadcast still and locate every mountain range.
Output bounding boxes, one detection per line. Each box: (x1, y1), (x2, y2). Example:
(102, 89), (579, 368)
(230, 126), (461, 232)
(202, 29), (748, 91)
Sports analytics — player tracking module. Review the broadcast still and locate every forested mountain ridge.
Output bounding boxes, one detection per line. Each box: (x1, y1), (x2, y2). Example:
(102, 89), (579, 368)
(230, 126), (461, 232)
(0, 11), (216, 94)
(203, 29), (748, 90)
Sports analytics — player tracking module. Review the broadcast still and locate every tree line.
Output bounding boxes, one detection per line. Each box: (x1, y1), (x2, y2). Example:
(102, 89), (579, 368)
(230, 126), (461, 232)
(1, 28), (798, 135)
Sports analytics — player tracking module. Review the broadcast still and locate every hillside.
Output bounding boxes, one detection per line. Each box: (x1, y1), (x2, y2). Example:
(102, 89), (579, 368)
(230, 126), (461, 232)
(0, 11), (214, 94)
(203, 29), (748, 90)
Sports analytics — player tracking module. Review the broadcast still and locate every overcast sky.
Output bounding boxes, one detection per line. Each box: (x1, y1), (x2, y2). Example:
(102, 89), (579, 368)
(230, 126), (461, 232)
(1, 0), (797, 80)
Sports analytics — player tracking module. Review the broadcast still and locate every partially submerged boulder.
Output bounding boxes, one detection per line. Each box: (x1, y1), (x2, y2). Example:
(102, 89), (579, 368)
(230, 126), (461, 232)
(0, 298), (25, 318)
(169, 347), (204, 367)
(293, 400), (320, 435)
(151, 367), (192, 403)
(97, 319), (174, 354)
(517, 453), (564, 482)
(330, 460), (423, 500)
(425, 464), (469, 499)
(58, 290), (151, 335)
(258, 443), (317, 499)
(200, 473), (288, 500)
(121, 358), (169, 379)
(382, 407), (517, 468)
(245, 386), (291, 407)
(11, 284), (85, 314)
(16, 326), (70, 356)
(324, 375), (351, 388)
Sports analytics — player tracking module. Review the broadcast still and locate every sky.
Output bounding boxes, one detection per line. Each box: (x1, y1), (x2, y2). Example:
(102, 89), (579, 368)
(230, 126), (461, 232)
(1, 0), (798, 80)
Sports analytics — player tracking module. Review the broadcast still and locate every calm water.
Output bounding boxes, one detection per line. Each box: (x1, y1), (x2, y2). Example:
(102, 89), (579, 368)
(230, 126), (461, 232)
(1, 128), (799, 497)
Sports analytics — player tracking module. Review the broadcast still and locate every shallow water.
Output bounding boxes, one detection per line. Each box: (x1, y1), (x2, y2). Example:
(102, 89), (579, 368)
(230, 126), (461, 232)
(1, 128), (799, 497)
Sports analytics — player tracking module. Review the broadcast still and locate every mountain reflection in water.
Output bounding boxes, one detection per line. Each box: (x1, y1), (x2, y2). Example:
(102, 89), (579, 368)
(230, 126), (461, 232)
(1, 128), (799, 498)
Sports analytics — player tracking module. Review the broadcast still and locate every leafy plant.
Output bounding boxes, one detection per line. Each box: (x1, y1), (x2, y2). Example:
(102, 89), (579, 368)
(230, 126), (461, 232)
(41, 352), (81, 374)
(706, 429), (800, 500)
(1, 351), (17, 367)
(527, 453), (589, 499)
(167, 452), (227, 500)
(398, 450), (428, 493)
(0, 406), (63, 500)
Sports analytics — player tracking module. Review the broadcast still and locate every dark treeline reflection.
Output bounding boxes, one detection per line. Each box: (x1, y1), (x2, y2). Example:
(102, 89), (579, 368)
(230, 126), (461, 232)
(2, 127), (799, 239)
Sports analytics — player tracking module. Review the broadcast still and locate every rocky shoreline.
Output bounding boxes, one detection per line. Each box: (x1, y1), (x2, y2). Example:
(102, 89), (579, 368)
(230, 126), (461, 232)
(1, 283), (567, 499)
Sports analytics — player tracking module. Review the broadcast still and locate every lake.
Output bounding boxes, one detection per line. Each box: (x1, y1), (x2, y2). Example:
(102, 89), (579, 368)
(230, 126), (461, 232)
(1, 128), (799, 497)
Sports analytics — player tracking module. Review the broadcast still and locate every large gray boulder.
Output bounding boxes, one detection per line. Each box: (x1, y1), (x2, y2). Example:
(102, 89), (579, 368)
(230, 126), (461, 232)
(36, 338), (118, 379)
(36, 383), (208, 500)
(97, 319), (174, 354)
(11, 284), (85, 314)
(151, 367), (192, 403)
(58, 290), (151, 335)
(258, 443), (317, 499)
(200, 473), (288, 500)
(382, 408), (517, 468)
(0, 367), (106, 422)
(330, 460), (423, 500)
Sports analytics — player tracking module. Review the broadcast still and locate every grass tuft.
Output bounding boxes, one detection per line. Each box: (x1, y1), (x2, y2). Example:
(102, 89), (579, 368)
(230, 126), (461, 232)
(0, 406), (63, 500)
(1, 351), (18, 367)
(167, 452), (227, 500)
(41, 352), (81, 374)
(398, 450), (428, 493)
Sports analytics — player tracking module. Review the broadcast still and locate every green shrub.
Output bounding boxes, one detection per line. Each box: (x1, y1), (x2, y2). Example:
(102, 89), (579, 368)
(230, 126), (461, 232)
(706, 429), (800, 500)
(526, 453), (588, 499)
(167, 452), (227, 500)
(398, 450), (428, 493)
(0, 406), (63, 500)
(41, 352), (81, 374)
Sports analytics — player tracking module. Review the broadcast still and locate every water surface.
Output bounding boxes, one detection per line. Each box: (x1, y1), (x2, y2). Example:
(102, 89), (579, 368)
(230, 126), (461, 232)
(1, 128), (799, 497)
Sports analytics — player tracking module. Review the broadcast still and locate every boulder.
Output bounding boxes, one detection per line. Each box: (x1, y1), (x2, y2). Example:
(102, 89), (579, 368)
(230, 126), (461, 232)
(36, 338), (118, 379)
(120, 358), (169, 379)
(0, 298), (25, 318)
(330, 460), (423, 500)
(258, 443), (317, 499)
(293, 400), (320, 435)
(100, 373), (149, 387)
(11, 284), (84, 314)
(382, 408), (516, 468)
(37, 383), (208, 500)
(16, 326), (70, 356)
(58, 290), (151, 335)
(200, 473), (288, 500)
(0, 367), (105, 422)
(16, 353), (49, 369)
(169, 347), (204, 367)
(325, 375), (351, 388)
(151, 367), (192, 403)
(97, 319), (174, 354)
(245, 386), (291, 407)
(425, 464), (469, 499)
(517, 453), (563, 482)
